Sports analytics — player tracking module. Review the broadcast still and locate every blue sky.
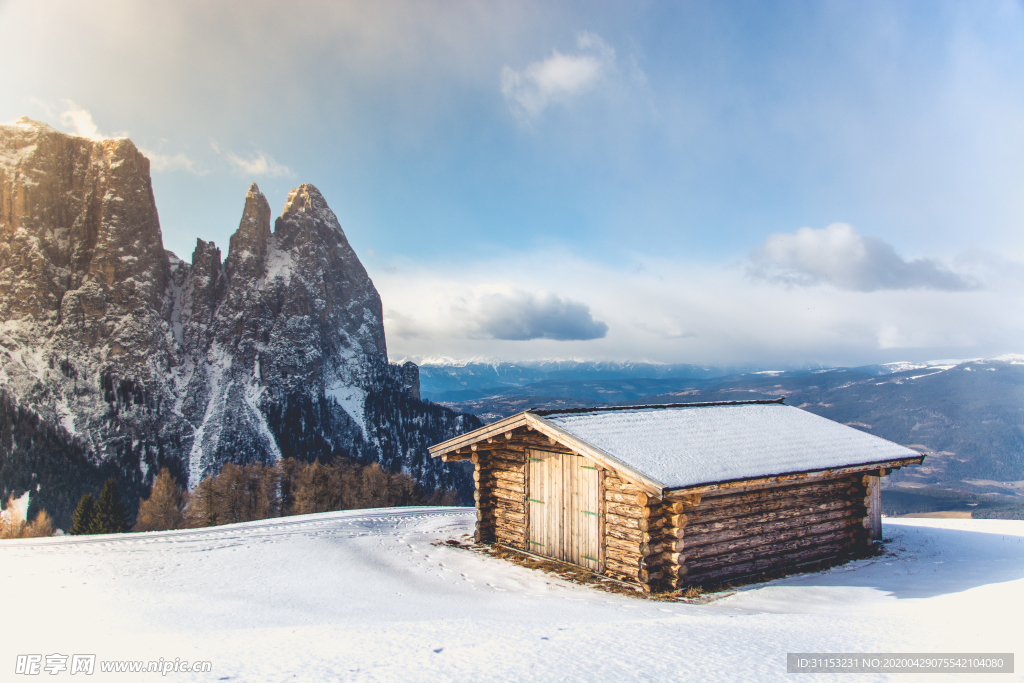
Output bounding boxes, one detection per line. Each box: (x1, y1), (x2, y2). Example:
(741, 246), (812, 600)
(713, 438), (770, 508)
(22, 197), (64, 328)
(2, 1), (1023, 366)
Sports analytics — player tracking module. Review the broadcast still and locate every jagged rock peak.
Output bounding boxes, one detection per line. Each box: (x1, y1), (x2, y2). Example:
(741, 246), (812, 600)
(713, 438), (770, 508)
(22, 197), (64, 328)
(0, 126), (479, 526)
(8, 116), (56, 132)
(0, 116), (166, 324)
(279, 184), (343, 230)
(226, 182), (272, 281)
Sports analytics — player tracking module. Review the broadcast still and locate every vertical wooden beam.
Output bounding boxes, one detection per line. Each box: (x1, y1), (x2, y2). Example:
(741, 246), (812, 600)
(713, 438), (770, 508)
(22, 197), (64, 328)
(598, 468), (606, 572)
(524, 449), (531, 553)
(867, 473), (882, 541)
(472, 451), (485, 543)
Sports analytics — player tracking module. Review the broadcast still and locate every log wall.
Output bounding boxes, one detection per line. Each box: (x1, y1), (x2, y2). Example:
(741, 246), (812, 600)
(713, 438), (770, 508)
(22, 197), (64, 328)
(662, 473), (874, 590)
(472, 445), (528, 549)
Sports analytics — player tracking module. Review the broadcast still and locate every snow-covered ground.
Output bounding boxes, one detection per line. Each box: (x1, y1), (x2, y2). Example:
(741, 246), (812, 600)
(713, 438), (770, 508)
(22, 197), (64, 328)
(2, 510), (1021, 682)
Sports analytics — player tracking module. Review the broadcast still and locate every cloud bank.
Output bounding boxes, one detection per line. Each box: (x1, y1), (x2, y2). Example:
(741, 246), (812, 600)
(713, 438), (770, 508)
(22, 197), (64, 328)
(748, 223), (976, 291)
(386, 289), (608, 343)
(472, 291), (608, 340)
(372, 246), (1022, 366)
(501, 32), (616, 120)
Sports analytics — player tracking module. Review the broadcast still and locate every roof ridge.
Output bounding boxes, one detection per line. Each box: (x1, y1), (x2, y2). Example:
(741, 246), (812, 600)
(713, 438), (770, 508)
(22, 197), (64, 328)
(530, 397), (784, 417)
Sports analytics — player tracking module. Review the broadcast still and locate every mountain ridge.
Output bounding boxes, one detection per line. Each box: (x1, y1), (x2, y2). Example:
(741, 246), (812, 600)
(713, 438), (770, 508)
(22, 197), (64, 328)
(433, 356), (1024, 498)
(0, 118), (478, 526)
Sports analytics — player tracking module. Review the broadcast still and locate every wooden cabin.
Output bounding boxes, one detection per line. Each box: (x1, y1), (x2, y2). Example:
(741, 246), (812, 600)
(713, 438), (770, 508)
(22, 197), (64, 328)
(429, 399), (924, 592)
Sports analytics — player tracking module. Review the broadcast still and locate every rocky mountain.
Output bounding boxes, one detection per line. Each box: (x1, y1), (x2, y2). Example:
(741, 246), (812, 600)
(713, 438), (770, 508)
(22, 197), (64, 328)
(0, 118), (478, 526)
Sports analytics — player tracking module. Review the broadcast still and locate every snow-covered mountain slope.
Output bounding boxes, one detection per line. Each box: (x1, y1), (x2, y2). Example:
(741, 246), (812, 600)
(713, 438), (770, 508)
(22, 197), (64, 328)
(2, 510), (1020, 681)
(0, 118), (478, 524)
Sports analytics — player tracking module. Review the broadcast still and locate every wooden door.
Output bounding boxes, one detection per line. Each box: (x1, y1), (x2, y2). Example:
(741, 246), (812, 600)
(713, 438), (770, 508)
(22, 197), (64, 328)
(528, 450), (601, 572)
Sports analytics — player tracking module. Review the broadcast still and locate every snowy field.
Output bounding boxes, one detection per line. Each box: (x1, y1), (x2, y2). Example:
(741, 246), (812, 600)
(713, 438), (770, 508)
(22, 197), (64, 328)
(2, 509), (1022, 682)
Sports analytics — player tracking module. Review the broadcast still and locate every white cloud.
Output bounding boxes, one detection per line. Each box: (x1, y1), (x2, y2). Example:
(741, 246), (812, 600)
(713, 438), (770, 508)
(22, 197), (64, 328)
(748, 223), (976, 291)
(213, 142), (294, 178)
(384, 287), (607, 342)
(501, 32), (616, 119)
(371, 249), (1022, 366)
(138, 148), (203, 174)
(56, 100), (113, 140)
(32, 99), (203, 174)
(470, 291), (608, 341)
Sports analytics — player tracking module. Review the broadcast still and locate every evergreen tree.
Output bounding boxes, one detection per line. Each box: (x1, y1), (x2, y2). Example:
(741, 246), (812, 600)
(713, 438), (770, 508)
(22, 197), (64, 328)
(70, 493), (97, 535)
(133, 469), (186, 532)
(88, 479), (132, 534)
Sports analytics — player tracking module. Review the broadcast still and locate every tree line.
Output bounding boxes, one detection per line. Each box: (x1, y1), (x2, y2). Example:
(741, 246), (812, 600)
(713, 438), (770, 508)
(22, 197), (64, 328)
(0, 494), (53, 539)
(66, 458), (463, 534)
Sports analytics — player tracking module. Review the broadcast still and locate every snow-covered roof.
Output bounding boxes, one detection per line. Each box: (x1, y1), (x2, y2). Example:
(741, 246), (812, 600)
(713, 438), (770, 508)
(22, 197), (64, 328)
(536, 402), (921, 490)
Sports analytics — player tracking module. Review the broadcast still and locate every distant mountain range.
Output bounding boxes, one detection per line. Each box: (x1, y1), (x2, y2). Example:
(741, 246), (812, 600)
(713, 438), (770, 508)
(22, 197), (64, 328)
(423, 356), (1024, 502)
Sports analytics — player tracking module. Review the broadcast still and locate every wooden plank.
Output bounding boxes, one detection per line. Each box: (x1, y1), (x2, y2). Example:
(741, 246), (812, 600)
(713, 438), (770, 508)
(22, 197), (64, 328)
(599, 468), (607, 571)
(650, 538), (685, 553)
(486, 449), (528, 465)
(585, 458), (600, 570)
(490, 469), (526, 484)
(494, 497), (526, 513)
(481, 479), (526, 495)
(604, 490), (635, 504)
(684, 487), (859, 526)
(867, 474), (882, 542)
(494, 517), (526, 536)
(603, 476), (647, 495)
(668, 457), (923, 497)
(686, 476), (859, 511)
(685, 501), (859, 542)
(606, 535), (643, 556)
(650, 526), (685, 540)
(689, 475), (861, 507)
(605, 501), (651, 519)
(570, 453), (579, 566)
(491, 488), (526, 504)
(604, 558), (661, 583)
(535, 449), (545, 555)
(494, 509), (527, 525)
(685, 536), (859, 583)
(686, 517), (861, 563)
(430, 414), (530, 456)
(495, 527), (524, 545)
(605, 512), (647, 531)
(606, 524), (649, 544)
(684, 507), (861, 549)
